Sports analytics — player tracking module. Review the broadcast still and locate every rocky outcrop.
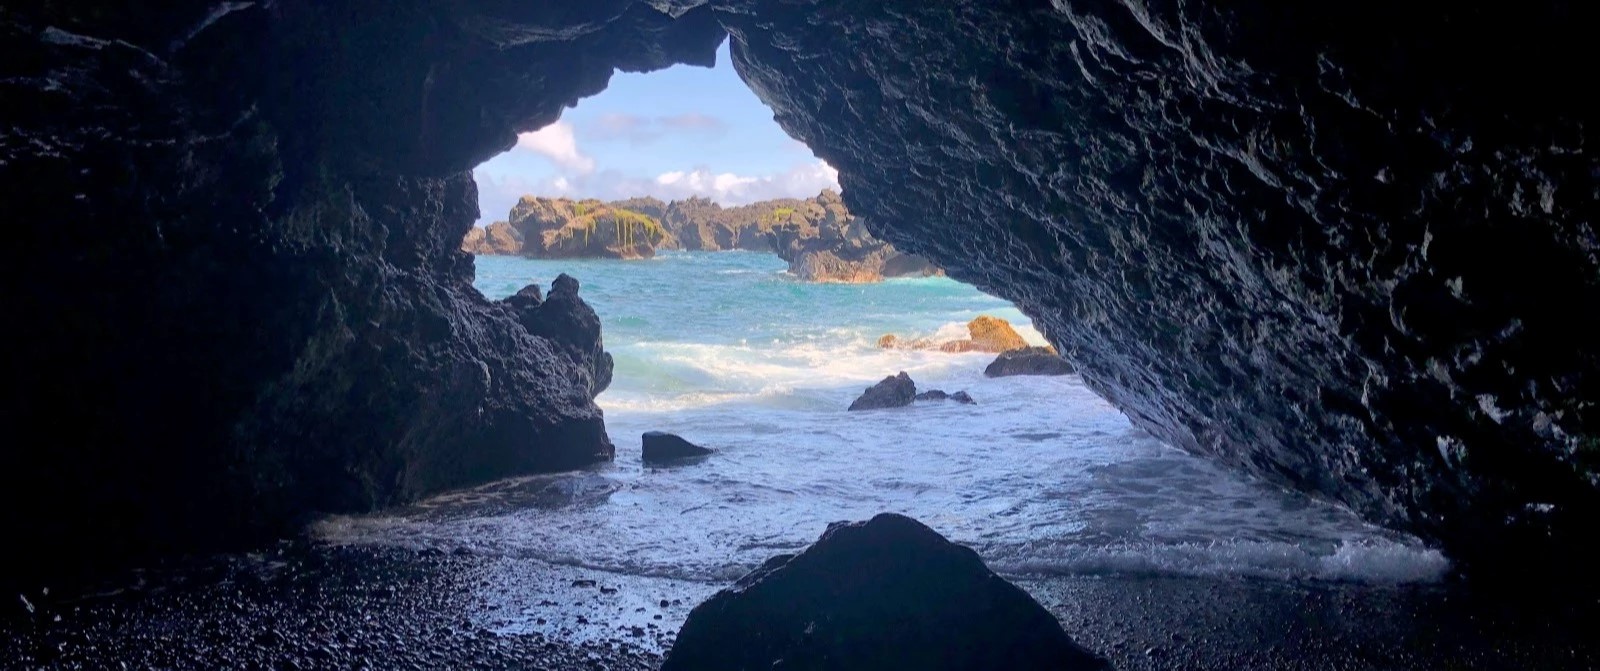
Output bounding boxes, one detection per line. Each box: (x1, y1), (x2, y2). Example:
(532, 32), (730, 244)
(461, 221), (523, 255)
(642, 431), (714, 463)
(915, 389), (976, 405)
(767, 189), (940, 282)
(469, 189), (936, 281)
(847, 372), (916, 411)
(985, 348), (1076, 378)
(662, 513), (1108, 671)
(508, 197), (672, 259)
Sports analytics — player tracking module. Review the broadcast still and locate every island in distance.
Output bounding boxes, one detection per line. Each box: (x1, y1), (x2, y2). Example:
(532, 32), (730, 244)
(463, 189), (940, 283)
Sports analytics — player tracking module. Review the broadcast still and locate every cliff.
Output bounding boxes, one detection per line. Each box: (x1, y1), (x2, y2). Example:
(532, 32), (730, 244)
(509, 197), (672, 259)
(465, 189), (939, 282)
(461, 221), (522, 255)
(766, 189), (940, 282)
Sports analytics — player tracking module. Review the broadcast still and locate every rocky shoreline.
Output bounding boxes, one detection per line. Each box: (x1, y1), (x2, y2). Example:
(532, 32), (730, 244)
(464, 190), (940, 282)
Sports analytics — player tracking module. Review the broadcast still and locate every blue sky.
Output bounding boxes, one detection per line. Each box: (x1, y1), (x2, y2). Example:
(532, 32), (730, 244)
(473, 40), (839, 224)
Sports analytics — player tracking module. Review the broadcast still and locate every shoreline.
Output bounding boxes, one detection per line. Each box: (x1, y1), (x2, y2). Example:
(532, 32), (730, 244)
(6, 542), (1596, 670)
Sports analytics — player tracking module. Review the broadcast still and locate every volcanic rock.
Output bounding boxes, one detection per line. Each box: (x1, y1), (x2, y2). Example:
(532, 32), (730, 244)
(662, 513), (1108, 671)
(914, 389), (976, 404)
(508, 197), (672, 259)
(767, 189), (940, 282)
(461, 221), (523, 255)
(642, 431), (713, 463)
(847, 372), (916, 411)
(985, 348), (1076, 378)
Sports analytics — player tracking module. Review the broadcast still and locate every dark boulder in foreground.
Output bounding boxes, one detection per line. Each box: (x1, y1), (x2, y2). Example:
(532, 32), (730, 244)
(642, 431), (713, 463)
(663, 513), (1108, 671)
(915, 389), (976, 405)
(985, 347), (1076, 378)
(847, 372), (916, 411)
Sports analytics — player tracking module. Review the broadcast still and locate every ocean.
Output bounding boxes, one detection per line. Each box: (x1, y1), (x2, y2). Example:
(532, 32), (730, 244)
(318, 250), (1447, 586)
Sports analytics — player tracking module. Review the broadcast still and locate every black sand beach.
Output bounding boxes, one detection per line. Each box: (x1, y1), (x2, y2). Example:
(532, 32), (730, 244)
(5, 543), (1595, 670)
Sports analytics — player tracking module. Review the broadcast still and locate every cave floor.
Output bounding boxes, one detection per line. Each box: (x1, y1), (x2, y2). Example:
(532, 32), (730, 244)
(3, 543), (1595, 670)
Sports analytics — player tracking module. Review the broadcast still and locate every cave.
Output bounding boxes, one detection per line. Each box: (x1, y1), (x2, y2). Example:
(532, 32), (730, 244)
(4, 0), (1596, 623)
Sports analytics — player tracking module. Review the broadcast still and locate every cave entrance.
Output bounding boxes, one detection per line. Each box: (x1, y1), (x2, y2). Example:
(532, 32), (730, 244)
(438, 37), (1446, 602)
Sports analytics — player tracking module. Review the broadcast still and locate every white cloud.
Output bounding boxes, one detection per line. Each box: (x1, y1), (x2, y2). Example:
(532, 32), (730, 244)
(514, 122), (595, 174)
(579, 113), (731, 146)
(472, 160), (843, 223)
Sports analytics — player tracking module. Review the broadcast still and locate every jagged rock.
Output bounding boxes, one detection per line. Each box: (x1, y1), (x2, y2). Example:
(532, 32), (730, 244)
(847, 372), (916, 411)
(722, 0), (1599, 576)
(6, 0), (1596, 584)
(662, 513), (1108, 671)
(461, 221), (523, 255)
(915, 389), (976, 404)
(642, 431), (713, 463)
(509, 197), (672, 259)
(768, 189), (941, 283)
(0, 1), (711, 577)
(985, 348), (1076, 378)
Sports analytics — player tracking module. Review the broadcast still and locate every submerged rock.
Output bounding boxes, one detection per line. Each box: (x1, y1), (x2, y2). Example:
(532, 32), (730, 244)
(914, 389), (976, 404)
(641, 431), (713, 463)
(847, 372), (916, 411)
(662, 513), (1108, 671)
(985, 347), (1076, 378)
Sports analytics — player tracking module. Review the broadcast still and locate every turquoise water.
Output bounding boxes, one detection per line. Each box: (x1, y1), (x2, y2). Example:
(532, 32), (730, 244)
(319, 251), (1447, 584)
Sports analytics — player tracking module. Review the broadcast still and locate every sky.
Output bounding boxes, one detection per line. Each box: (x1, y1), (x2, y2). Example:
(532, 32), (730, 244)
(473, 40), (840, 224)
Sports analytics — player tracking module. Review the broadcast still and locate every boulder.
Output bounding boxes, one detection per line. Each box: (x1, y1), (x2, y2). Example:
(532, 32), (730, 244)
(847, 372), (916, 411)
(914, 389), (976, 404)
(642, 431), (713, 463)
(662, 513), (1108, 671)
(965, 316), (1028, 353)
(984, 347), (1076, 377)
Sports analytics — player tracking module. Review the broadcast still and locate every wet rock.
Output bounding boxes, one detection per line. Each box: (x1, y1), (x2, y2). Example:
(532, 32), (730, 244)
(985, 347), (1076, 378)
(662, 513), (1108, 671)
(881, 317), (1029, 354)
(914, 390), (976, 405)
(847, 372), (916, 411)
(641, 432), (713, 463)
(720, 0), (1600, 576)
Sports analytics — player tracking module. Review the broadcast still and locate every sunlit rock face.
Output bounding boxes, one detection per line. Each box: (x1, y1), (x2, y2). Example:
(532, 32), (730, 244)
(719, 1), (1598, 574)
(2, 0), (1594, 582)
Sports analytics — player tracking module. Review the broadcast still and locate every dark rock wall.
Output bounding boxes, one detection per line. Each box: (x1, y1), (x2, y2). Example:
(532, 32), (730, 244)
(0, 2), (721, 575)
(4, 0), (1596, 582)
(718, 0), (1598, 572)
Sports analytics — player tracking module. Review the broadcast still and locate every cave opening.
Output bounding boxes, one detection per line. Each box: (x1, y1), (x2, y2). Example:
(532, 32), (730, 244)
(425, 36), (1452, 619)
(5, 0), (1599, 666)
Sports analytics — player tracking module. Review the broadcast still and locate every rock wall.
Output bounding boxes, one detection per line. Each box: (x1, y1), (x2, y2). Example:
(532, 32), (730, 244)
(0, 2), (721, 576)
(718, 1), (1598, 575)
(4, 0), (1595, 583)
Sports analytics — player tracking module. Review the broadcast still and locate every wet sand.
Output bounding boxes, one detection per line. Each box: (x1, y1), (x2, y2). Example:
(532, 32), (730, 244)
(4, 542), (1596, 670)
